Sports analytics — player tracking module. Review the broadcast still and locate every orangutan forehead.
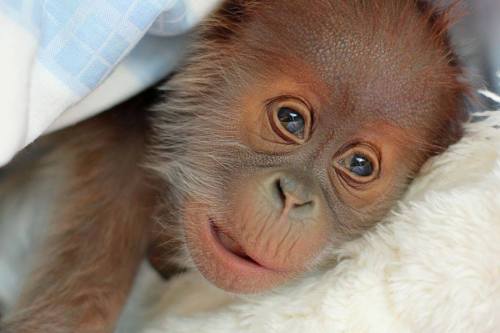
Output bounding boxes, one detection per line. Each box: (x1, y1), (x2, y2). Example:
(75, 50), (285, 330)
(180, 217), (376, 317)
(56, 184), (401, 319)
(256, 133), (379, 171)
(241, 2), (451, 75)
(207, 0), (462, 128)
(211, 0), (456, 81)
(219, 1), (452, 50)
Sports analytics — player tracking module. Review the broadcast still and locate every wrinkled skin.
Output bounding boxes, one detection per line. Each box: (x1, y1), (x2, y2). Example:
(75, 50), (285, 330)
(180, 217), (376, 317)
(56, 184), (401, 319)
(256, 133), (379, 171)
(0, 0), (467, 332)
(157, 0), (467, 293)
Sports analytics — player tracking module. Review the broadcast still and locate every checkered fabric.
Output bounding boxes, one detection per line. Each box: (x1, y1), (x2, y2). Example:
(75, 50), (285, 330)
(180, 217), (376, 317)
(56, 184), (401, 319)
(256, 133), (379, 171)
(0, 0), (220, 166)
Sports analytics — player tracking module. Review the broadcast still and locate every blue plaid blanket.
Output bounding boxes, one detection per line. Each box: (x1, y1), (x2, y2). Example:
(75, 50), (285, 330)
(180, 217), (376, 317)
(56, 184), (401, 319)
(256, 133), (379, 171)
(0, 0), (220, 165)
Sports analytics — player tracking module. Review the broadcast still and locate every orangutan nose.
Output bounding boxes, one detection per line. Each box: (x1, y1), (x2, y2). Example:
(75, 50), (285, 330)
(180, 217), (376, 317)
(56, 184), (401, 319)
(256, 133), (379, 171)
(270, 171), (317, 217)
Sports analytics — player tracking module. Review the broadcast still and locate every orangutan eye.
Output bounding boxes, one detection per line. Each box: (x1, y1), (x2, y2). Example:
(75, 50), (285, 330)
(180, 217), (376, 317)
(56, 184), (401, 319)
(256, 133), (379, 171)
(277, 107), (305, 138)
(268, 97), (312, 144)
(348, 153), (374, 177)
(334, 144), (380, 185)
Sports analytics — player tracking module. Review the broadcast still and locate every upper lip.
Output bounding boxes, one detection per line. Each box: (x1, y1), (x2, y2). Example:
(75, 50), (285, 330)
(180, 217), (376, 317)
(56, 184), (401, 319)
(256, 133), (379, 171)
(209, 219), (262, 266)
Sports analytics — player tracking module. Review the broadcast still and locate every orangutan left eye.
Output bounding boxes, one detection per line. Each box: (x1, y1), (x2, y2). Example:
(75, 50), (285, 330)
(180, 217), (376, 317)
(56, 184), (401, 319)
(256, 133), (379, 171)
(334, 144), (381, 186)
(347, 153), (374, 177)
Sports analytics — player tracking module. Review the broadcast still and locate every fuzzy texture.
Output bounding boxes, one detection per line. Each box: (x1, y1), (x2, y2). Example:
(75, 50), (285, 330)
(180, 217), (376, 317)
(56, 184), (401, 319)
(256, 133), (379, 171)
(125, 109), (500, 333)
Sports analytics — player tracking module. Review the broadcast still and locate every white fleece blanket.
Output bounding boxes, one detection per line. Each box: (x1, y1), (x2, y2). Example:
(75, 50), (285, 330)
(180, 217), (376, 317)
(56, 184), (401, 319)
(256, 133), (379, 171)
(117, 102), (500, 333)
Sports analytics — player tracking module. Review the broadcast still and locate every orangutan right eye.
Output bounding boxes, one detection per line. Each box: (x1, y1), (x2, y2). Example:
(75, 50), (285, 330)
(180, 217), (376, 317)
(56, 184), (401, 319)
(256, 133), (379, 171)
(268, 97), (313, 144)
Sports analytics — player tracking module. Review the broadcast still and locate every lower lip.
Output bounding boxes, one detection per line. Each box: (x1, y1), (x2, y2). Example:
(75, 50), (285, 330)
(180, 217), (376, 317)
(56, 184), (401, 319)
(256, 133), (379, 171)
(200, 218), (280, 276)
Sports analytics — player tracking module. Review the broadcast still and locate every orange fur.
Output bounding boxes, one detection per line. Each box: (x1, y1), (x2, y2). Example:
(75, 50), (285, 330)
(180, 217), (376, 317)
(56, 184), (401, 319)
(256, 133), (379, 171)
(1, 93), (157, 333)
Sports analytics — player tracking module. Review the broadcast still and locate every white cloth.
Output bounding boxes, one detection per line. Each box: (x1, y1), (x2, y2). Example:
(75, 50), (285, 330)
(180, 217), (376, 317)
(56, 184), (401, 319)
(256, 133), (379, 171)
(0, 0), (220, 166)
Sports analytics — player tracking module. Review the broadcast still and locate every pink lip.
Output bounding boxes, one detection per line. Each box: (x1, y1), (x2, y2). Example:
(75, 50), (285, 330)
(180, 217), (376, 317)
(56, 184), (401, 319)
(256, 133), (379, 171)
(209, 220), (261, 264)
(202, 218), (279, 275)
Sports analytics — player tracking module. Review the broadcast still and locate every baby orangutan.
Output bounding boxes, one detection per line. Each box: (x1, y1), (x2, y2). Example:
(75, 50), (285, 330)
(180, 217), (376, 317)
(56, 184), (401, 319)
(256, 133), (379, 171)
(0, 0), (467, 332)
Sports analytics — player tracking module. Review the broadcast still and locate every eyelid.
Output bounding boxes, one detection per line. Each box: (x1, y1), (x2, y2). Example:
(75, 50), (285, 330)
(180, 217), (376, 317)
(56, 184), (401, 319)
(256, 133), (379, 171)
(264, 95), (313, 110)
(334, 141), (381, 161)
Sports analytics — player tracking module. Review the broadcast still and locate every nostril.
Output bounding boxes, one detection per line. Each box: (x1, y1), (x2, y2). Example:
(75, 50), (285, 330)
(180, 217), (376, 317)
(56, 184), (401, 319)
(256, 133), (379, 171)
(292, 200), (313, 209)
(276, 177), (314, 209)
(275, 178), (287, 205)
